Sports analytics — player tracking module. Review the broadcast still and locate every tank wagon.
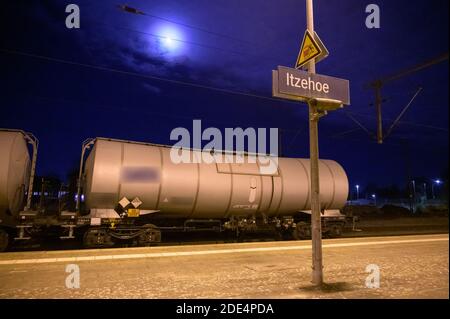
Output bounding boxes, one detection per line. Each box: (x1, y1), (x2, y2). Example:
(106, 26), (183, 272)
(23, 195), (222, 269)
(0, 129), (36, 251)
(77, 137), (348, 247)
(0, 130), (349, 251)
(0, 130), (32, 217)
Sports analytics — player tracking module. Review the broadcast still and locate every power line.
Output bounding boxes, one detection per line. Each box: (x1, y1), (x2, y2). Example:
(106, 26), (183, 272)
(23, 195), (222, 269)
(92, 20), (450, 128)
(0, 48), (292, 105)
(374, 53), (449, 85)
(328, 128), (361, 139)
(2, 49), (446, 136)
(4, 93), (311, 138)
(345, 110), (448, 132)
(115, 4), (256, 46)
(327, 133), (425, 147)
(93, 20), (277, 61)
(384, 87), (423, 139)
(343, 111), (376, 139)
(15, 94), (247, 126)
(285, 127), (305, 152)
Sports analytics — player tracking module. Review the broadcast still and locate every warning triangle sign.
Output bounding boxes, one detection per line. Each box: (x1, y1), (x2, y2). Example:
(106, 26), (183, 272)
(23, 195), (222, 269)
(295, 30), (322, 69)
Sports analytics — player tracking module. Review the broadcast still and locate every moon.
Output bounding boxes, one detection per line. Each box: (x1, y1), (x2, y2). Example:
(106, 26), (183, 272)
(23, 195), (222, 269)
(157, 25), (183, 52)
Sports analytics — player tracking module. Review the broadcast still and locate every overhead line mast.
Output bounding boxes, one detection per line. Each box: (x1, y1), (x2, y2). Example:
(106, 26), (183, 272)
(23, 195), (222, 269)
(369, 53), (448, 144)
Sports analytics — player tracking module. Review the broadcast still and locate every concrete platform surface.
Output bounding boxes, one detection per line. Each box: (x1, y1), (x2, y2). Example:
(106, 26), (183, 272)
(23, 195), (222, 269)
(0, 234), (448, 298)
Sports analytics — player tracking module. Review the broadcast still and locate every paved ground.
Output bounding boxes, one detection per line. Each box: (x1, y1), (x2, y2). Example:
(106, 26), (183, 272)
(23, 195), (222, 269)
(0, 234), (448, 299)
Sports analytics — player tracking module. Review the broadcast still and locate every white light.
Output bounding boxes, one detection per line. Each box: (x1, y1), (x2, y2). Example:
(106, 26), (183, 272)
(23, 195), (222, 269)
(435, 179), (441, 184)
(163, 36), (173, 47)
(356, 184), (360, 189)
(371, 194), (376, 198)
(154, 24), (183, 52)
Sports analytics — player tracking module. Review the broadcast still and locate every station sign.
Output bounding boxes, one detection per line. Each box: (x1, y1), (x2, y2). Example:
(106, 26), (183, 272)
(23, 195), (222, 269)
(272, 66), (350, 105)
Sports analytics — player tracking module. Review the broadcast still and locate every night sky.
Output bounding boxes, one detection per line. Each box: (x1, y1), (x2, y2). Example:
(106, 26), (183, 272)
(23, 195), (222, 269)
(1, 0), (448, 192)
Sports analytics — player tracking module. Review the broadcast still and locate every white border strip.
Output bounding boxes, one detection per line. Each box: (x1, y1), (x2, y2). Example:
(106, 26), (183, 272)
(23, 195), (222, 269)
(0, 237), (447, 266)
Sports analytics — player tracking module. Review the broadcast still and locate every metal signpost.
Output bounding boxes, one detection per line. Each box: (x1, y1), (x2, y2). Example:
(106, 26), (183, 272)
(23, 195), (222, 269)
(272, 0), (350, 286)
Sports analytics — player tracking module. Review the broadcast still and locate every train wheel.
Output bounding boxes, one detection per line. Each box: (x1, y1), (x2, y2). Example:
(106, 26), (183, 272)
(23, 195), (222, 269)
(83, 228), (113, 248)
(138, 224), (161, 246)
(0, 229), (9, 252)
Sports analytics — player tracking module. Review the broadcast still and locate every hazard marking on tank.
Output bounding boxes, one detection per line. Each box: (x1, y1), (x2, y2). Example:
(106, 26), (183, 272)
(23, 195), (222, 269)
(131, 197), (142, 208)
(119, 197), (130, 208)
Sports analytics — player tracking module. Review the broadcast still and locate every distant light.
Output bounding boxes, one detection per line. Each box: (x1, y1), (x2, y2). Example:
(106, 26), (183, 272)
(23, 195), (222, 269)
(435, 179), (442, 184)
(371, 194), (376, 198)
(355, 184), (360, 189)
(75, 194), (85, 202)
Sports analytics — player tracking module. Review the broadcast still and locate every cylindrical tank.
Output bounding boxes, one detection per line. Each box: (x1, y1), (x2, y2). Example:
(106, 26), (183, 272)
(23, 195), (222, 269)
(83, 138), (348, 219)
(0, 130), (30, 218)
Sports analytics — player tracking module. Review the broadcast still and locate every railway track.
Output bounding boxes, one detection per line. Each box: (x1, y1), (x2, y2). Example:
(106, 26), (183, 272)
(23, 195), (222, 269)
(6, 224), (448, 252)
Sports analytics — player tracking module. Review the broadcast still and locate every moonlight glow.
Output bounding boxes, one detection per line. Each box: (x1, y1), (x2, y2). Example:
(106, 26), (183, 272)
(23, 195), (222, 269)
(155, 24), (183, 52)
(163, 36), (174, 47)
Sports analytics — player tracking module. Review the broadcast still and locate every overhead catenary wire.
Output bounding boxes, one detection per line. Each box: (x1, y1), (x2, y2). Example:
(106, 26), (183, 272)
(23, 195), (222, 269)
(343, 111), (376, 139)
(327, 128), (362, 139)
(1, 47), (447, 136)
(384, 87), (423, 139)
(345, 110), (448, 132)
(115, 4), (256, 46)
(92, 20), (278, 61)
(0, 48), (289, 105)
(2, 93), (313, 142)
(9, 93), (429, 151)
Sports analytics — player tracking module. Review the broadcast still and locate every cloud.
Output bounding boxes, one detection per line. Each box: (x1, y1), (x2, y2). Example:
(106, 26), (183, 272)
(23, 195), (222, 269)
(72, 20), (265, 94)
(23, 2), (273, 97)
